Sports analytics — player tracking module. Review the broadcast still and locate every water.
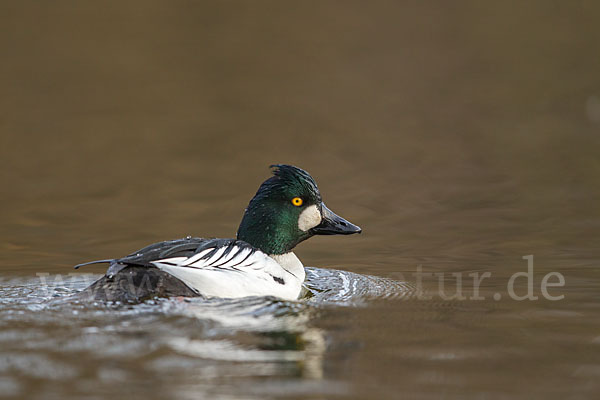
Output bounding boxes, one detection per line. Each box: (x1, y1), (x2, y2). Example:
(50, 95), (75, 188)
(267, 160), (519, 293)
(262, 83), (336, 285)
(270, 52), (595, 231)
(0, 270), (412, 399)
(2, 1), (600, 398)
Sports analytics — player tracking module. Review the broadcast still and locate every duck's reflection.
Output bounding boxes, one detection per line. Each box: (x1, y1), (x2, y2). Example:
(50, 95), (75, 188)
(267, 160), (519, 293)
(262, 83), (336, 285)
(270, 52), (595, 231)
(161, 296), (327, 380)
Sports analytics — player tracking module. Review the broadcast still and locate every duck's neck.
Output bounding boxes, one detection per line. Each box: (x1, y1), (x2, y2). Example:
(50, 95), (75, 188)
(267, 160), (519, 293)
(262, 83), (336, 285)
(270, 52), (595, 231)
(269, 252), (306, 282)
(237, 218), (305, 255)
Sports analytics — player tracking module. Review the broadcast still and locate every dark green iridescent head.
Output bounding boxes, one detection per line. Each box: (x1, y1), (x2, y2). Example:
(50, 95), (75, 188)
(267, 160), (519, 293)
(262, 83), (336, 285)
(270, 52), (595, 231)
(237, 164), (361, 255)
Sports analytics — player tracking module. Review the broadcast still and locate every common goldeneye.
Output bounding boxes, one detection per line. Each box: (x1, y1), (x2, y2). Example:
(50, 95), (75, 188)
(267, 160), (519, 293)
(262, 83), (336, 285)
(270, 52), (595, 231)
(74, 164), (361, 301)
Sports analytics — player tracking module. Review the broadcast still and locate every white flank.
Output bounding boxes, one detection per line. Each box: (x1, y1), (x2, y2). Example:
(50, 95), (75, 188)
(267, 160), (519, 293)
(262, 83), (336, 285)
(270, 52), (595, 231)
(151, 245), (304, 300)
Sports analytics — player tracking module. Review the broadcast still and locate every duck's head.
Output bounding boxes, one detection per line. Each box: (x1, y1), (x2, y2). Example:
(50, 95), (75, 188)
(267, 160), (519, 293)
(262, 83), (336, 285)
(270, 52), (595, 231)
(237, 164), (361, 255)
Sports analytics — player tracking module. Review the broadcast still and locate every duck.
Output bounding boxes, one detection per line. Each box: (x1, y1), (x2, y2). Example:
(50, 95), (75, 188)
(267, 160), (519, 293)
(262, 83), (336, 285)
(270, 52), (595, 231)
(74, 164), (361, 302)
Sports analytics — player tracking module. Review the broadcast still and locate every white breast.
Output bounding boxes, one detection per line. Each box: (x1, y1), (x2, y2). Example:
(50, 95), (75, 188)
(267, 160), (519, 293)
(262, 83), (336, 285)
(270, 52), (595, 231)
(269, 252), (306, 282)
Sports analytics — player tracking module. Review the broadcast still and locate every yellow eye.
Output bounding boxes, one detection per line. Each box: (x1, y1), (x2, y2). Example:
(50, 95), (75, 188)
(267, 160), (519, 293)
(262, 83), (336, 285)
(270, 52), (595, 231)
(291, 197), (303, 207)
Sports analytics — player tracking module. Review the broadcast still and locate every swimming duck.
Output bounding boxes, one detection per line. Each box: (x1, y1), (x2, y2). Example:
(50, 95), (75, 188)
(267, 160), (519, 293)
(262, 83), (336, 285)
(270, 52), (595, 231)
(75, 164), (361, 301)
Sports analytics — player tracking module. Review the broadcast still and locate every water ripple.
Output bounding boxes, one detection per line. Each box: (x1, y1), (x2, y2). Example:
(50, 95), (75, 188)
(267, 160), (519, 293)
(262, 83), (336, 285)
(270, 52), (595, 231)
(0, 267), (412, 398)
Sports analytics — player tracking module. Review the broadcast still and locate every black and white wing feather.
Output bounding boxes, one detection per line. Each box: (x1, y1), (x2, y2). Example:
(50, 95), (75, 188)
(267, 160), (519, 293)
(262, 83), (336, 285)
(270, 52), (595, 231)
(146, 238), (300, 299)
(151, 239), (261, 271)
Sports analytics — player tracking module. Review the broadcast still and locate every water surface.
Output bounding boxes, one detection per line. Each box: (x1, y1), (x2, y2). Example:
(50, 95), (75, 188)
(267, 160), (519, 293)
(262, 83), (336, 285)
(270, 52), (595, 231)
(1, 1), (600, 399)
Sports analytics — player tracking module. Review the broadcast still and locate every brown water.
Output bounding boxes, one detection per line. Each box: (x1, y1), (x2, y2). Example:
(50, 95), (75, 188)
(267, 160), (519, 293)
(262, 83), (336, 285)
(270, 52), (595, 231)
(2, 1), (600, 399)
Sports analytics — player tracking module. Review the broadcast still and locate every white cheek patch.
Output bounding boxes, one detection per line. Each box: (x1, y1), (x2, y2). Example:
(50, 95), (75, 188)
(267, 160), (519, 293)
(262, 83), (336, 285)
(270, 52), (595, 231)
(298, 205), (322, 232)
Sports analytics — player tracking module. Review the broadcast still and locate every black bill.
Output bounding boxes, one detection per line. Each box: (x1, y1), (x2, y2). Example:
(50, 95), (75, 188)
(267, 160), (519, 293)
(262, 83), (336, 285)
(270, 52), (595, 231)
(311, 203), (362, 235)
